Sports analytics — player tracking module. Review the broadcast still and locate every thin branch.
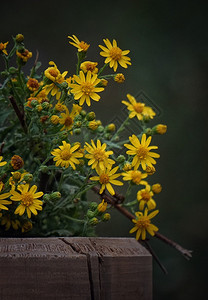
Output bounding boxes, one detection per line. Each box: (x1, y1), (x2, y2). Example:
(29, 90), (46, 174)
(91, 185), (192, 260)
(9, 96), (27, 133)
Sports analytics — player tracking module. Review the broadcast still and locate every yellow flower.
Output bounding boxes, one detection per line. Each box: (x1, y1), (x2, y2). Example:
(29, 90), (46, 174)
(124, 134), (160, 171)
(142, 106), (156, 120)
(155, 124), (167, 135)
(88, 120), (99, 130)
(80, 61), (98, 74)
(10, 184), (43, 218)
(99, 39), (131, 71)
(0, 42), (9, 55)
(122, 94), (145, 120)
(68, 35), (90, 52)
(11, 155), (24, 170)
(44, 62), (68, 100)
(51, 141), (83, 169)
(0, 156), (7, 167)
(145, 166), (156, 175)
(122, 170), (147, 185)
(50, 115), (60, 125)
(85, 139), (115, 171)
(1, 216), (21, 231)
(137, 185), (156, 210)
(16, 49), (32, 62)
(90, 166), (123, 195)
(0, 192), (12, 211)
(152, 183), (162, 194)
(59, 104), (82, 132)
(97, 199), (107, 213)
(27, 78), (40, 91)
(129, 208), (159, 240)
(55, 102), (66, 112)
(69, 71), (104, 106)
(114, 73), (125, 83)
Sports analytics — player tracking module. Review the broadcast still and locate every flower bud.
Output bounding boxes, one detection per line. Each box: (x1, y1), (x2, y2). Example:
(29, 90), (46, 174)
(90, 202), (98, 210)
(21, 221), (32, 233)
(116, 155), (125, 164)
(88, 120), (99, 130)
(50, 192), (61, 201)
(15, 34), (24, 43)
(74, 128), (81, 135)
(154, 124), (167, 135)
(97, 125), (104, 133)
(9, 67), (17, 74)
(114, 73), (125, 83)
(50, 115), (60, 125)
(11, 171), (22, 181)
(97, 200), (107, 213)
(80, 110), (87, 117)
(86, 111), (95, 121)
(106, 123), (116, 132)
(152, 184), (162, 194)
(41, 102), (50, 110)
(89, 217), (99, 226)
(23, 173), (33, 183)
(30, 99), (38, 107)
(43, 194), (50, 201)
(123, 162), (132, 171)
(87, 210), (95, 219)
(146, 166), (156, 175)
(102, 213), (111, 221)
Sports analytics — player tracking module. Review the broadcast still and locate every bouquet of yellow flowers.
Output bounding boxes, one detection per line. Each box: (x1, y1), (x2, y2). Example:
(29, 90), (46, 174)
(0, 34), (191, 266)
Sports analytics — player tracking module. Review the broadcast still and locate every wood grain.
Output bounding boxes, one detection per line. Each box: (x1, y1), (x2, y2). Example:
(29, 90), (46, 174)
(0, 237), (152, 300)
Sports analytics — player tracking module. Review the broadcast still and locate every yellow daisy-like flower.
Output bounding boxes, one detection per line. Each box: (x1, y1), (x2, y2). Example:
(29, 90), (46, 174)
(16, 49), (32, 62)
(10, 184), (43, 218)
(99, 39), (131, 72)
(51, 141), (83, 169)
(59, 104), (82, 132)
(122, 94), (145, 120)
(137, 185), (156, 210)
(0, 41), (9, 55)
(90, 166), (123, 195)
(129, 208), (159, 240)
(97, 199), (108, 213)
(85, 139), (115, 171)
(124, 134), (160, 171)
(69, 71), (104, 106)
(0, 156), (7, 167)
(44, 61), (68, 100)
(122, 170), (147, 185)
(80, 61), (98, 74)
(68, 35), (90, 52)
(0, 192), (12, 211)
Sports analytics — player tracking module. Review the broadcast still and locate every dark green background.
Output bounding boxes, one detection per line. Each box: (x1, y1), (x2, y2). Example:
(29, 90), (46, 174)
(1, 0), (207, 298)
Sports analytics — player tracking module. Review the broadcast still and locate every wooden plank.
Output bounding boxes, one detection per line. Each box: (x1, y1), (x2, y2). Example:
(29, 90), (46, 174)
(0, 238), (91, 300)
(0, 237), (152, 300)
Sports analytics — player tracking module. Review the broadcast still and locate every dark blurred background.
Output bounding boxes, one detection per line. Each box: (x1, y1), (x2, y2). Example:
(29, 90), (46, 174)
(1, 0), (207, 298)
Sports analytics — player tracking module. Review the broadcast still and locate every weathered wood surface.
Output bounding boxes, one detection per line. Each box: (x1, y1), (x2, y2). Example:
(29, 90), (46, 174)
(0, 237), (152, 300)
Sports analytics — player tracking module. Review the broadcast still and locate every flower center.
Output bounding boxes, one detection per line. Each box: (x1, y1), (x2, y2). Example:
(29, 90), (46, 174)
(133, 103), (144, 113)
(100, 174), (110, 184)
(79, 41), (90, 51)
(131, 171), (142, 184)
(64, 116), (73, 127)
(49, 68), (59, 78)
(60, 150), (72, 161)
(141, 191), (151, 201)
(109, 47), (122, 61)
(136, 216), (150, 229)
(136, 146), (148, 159)
(81, 82), (94, 95)
(21, 193), (34, 207)
(93, 149), (105, 161)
